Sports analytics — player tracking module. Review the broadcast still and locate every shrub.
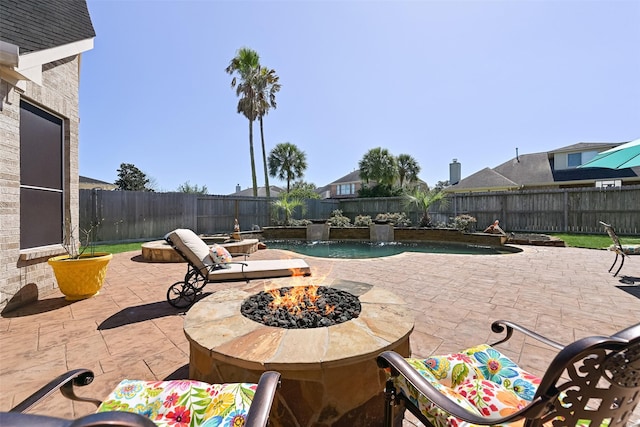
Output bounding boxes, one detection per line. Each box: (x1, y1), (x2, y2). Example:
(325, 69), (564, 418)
(453, 214), (477, 232)
(375, 212), (412, 227)
(326, 210), (352, 227)
(354, 215), (373, 226)
(289, 218), (312, 226)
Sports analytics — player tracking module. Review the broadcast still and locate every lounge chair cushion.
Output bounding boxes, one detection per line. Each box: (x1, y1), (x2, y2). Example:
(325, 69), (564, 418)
(392, 344), (541, 426)
(97, 379), (259, 427)
(167, 229), (213, 270)
(207, 258), (311, 281)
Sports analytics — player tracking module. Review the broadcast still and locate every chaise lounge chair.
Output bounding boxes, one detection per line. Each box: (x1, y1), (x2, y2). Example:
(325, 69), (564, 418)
(2, 368), (281, 427)
(378, 320), (640, 427)
(165, 228), (311, 308)
(600, 221), (639, 277)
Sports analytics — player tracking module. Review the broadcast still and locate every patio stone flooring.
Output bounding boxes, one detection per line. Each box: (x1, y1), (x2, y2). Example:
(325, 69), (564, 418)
(1, 245), (639, 425)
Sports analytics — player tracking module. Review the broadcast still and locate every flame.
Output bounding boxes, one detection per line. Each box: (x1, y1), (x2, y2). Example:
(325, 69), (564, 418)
(267, 285), (335, 317)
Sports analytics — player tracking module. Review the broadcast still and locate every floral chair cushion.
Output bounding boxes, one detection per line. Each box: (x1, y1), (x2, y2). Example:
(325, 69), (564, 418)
(97, 379), (258, 427)
(393, 344), (541, 427)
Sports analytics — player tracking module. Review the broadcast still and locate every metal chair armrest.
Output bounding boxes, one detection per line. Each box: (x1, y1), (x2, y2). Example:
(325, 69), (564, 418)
(244, 371), (281, 427)
(10, 369), (102, 413)
(489, 320), (565, 350)
(377, 351), (552, 426)
(0, 411), (157, 427)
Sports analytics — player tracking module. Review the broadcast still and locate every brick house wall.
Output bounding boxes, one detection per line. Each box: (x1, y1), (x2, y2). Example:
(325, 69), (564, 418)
(0, 56), (81, 312)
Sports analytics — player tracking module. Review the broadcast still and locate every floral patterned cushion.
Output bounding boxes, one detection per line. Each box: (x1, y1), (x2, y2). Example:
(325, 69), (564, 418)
(209, 244), (232, 267)
(97, 379), (258, 427)
(393, 345), (541, 427)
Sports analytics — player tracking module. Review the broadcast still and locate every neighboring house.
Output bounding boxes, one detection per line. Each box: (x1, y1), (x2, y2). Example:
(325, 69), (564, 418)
(229, 185), (285, 198)
(0, 0), (95, 311)
(446, 142), (640, 193)
(317, 169), (429, 199)
(80, 175), (117, 190)
(318, 170), (365, 199)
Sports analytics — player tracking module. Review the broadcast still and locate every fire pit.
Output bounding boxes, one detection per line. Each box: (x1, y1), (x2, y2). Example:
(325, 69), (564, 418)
(241, 285), (361, 329)
(183, 279), (413, 426)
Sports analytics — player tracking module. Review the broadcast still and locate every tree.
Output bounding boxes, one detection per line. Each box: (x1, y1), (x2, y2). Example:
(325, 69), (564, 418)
(402, 188), (449, 227)
(396, 154), (421, 188)
(115, 163), (152, 191)
(434, 180), (450, 191)
(177, 181), (208, 194)
(226, 47), (261, 197)
(271, 193), (306, 225)
(289, 180), (320, 199)
(358, 147), (397, 186)
(268, 142), (308, 192)
(255, 66), (281, 199)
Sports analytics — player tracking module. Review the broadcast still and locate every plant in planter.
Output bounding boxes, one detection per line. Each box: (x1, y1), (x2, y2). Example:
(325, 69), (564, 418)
(402, 188), (449, 227)
(47, 220), (112, 301)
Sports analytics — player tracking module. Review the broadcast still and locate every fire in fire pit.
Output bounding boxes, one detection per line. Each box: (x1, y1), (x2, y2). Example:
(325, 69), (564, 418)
(240, 285), (361, 329)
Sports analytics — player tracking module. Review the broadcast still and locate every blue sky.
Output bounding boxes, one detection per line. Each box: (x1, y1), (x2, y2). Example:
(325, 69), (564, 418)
(80, 0), (640, 194)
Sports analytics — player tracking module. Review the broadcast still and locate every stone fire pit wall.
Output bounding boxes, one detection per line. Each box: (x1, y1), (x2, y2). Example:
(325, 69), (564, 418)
(183, 279), (414, 427)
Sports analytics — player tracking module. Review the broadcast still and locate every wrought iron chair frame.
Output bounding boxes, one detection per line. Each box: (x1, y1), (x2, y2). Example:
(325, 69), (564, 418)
(4, 368), (281, 427)
(378, 320), (640, 427)
(165, 232), (250, 308)
(600, 221), (629, 277)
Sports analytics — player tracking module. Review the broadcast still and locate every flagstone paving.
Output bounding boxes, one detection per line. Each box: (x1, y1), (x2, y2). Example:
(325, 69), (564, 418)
(1, 245), (639, 425)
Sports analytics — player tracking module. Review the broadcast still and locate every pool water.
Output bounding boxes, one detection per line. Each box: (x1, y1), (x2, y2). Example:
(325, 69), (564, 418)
(263, 240), (520, 259)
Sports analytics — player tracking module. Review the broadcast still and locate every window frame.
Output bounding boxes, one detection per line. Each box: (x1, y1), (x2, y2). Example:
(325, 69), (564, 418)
(19, 99), (66, 250)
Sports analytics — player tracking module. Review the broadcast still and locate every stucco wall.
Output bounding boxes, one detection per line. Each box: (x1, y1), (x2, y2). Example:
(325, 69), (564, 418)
(0, 55), (81, 312)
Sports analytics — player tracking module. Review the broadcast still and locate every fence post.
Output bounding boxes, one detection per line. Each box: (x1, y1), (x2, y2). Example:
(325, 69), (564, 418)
(563, 190), (568, 232)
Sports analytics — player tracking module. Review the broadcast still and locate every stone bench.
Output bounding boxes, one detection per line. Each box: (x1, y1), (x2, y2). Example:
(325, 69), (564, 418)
(141, 239), (260, 263)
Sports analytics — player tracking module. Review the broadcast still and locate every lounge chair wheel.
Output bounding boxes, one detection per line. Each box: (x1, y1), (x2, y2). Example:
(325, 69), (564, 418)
(185, 269), (207, 292)
(167, 281), (197, 308)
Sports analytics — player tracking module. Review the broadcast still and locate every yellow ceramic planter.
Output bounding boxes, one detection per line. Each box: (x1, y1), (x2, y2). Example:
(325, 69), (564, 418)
(48, 252), (113, 300)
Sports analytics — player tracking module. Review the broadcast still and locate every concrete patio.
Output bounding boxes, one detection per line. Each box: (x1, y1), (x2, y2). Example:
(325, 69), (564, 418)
(1, 244), (639, 425)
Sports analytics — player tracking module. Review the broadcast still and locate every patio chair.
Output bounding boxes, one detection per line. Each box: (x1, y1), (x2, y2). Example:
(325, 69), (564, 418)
(3, 368), (281, 427)
(165, 228), (311, 308)
(377, 320), (640, 427)
(600, 221), (639, 277)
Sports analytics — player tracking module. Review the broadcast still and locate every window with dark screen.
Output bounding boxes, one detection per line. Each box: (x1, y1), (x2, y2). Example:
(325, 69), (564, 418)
(19, 100), (64, 249)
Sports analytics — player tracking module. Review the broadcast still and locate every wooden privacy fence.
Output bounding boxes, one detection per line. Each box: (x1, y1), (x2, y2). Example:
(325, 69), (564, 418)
(80, 185), (640, 243)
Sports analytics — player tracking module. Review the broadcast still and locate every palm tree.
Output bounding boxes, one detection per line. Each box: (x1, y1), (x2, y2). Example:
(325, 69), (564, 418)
(358, 147), (397, 186)
(268, 142), (308, 192)
(271, 193), (307, 225)
(402, 188), (449, 227)
(255, 66), (281, 199)
(226, 48), (261, 197)
(397, 154), (421, 188)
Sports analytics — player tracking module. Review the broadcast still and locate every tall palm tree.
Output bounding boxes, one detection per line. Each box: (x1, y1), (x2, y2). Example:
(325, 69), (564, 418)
(358, 147), (397, 186)
(268, 142), (308, 192)
(396, 154), (421, 188)
(255, 66), (281, 199)
(226, 48), (260, 197)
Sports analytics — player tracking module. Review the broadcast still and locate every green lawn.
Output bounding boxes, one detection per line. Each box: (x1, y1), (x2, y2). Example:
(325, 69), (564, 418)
(549, 233), (640, 250)
(82, 242), (144, 255)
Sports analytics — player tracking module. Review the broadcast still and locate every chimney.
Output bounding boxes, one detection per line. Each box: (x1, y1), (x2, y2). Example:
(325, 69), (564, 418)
(235, 184), (241, 193)
(449, 159), (461, 185)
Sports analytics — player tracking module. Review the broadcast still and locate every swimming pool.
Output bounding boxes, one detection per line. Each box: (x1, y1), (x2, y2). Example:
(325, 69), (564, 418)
(263, 240), (521, 259)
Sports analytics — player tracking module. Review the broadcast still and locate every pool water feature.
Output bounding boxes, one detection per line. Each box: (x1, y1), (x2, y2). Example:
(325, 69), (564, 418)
(263, 240), (521, 258)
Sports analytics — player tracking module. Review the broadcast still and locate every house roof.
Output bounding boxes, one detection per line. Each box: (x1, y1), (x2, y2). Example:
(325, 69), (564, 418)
(0, 0), (96, 54)
(230, 186), (285, 197)
(330, 170), (361, 184)
(448, 142), (639, 192)
(80, 176), (113, 185)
